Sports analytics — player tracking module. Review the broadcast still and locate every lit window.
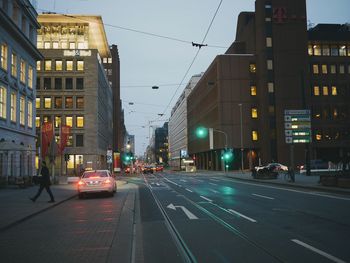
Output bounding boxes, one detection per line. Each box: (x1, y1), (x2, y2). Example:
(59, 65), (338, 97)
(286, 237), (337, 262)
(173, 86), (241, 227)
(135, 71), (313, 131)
(65, 97), (73, 108)
(52, 42), (59, 49)
(103, 58), (107, 63)
(37, 41), (43, 49)
(77, 42), (87, 49)
(331, 45), (338, 56)
(268, 82), (274, 93)
(312, 64), (319, 74)
(36, 61), (41, 71)
(55, 60), (62, 71)
(43, 116), (50, 123)
(20, 59), (26, 83)
(69, 42), (75, 49)
(77, 60), (84, 71)
(11, 53), (17, 77)
(265, 17), (271, 22)
(28, 100), (33, 128)
(252, 130), (258, 141)
(67, 135), (73, 146)
(35, 98), (40, 109)
(249, 64), (256, 73)
(28, 65), (33, 89)
(0, 87), (6, 119)
(267, 60), (273, 70)
(251, 108), (258, 118)
(331, 86), (337, 96)
(45, 60), (52, 71)
(313, 45), (321, 56)
(339, 65), (345, 74)
(54, 116), (61, 128)
(313, 86), (320, 96)
(35, 117), (40, 128)
(322, 45), (330, 56)
(65, 116), (73, 127)
(66, 60), (73, 71)
(76, 116), (84, 128)
(10, 93), (16, 122)
(44, 42), (50, 49)
(19, 96), (25, 125)
(339, 45), (346, 56)
(330, 65), (336, 74)
(308, 45), (313, 56)
(322, 86), (329, 96)
(108, 58), (112, 64)
(44, 97), (51, 108)
(61, 42), (68, 49)
(250, 86), (257, 96)
(315, 131), (322, 141)
(1, 44), (8, 70)
(321, 64), (327, 74)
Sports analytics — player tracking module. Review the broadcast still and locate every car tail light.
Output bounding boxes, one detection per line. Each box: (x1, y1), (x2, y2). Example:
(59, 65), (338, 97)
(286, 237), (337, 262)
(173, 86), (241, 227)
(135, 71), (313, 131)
(103, 179), (112, 185)
(78, 180), (86, 186)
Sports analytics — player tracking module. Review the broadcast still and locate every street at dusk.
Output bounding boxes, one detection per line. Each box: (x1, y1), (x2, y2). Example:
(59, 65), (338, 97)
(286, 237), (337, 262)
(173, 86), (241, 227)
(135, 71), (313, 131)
(1, 0), (350, 262)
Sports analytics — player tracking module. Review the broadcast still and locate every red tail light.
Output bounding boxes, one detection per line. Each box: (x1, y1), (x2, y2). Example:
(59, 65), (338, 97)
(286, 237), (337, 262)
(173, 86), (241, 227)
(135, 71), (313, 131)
(103, 179), (112, 184)
(78, 180), (86, 186)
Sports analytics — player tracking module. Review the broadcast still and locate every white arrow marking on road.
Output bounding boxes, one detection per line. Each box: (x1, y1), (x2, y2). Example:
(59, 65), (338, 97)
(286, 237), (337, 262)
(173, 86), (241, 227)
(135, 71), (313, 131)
(291, 239), (346, 263)
(228, 209), (257, 223)
(167, 203), (198, 220)
(252, 193), (274, 200)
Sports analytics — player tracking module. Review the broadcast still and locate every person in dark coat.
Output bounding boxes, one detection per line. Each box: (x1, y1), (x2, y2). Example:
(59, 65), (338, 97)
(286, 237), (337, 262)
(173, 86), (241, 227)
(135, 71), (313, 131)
(30, 161), (55, 203)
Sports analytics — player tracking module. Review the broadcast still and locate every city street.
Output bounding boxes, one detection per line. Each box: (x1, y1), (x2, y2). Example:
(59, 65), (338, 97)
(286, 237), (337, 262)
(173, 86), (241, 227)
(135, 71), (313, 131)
(1, 172), (349, 263)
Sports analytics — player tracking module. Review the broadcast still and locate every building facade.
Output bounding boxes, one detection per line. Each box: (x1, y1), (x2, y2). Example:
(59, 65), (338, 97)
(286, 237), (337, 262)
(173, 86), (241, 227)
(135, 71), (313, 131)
(187, 0), (350, 171)
(168, 73), (202, 170)
(36, 14), (113, 176)
(0, 0), (42, 181)
(154, 122), (168, 165)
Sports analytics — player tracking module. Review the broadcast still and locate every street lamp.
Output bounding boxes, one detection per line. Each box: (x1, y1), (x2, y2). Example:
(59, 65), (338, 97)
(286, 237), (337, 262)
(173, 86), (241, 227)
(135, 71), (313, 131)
(238, 103), (244, 171)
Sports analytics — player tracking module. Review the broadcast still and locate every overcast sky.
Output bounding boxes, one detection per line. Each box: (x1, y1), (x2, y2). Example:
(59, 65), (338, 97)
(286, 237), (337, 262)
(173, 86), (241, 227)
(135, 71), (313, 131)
(36, 0), (349, 155)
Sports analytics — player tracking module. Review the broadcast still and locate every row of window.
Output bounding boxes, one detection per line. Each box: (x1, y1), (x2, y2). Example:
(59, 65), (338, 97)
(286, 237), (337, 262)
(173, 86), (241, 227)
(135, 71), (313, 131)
(312, 105), (348, 120)
(37, 59), (84, 71)
(313, 129), (350, 141)
(0, 86), (33, 127)
(308, 44), (350, 57)
(53, 134), (84, 147)
(36, 115), (84, 129)
(312, 85), (338, 96)
(37, 77), (84, 90)
(0, 43), (34, 88)
(36, 96), (84, 109)
(37, 41), (88, 50)
(312, 64), (350, 75)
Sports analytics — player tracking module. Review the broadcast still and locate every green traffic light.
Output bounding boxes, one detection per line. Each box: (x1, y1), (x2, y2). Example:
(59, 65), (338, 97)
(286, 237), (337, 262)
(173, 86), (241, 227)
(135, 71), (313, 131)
(195, 126), (208, 139)
(223, 149), (234, 161)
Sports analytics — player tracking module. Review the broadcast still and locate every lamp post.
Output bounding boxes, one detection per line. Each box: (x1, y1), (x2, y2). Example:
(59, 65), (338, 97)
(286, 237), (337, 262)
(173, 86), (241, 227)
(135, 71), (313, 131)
(238, 103), (244, 171)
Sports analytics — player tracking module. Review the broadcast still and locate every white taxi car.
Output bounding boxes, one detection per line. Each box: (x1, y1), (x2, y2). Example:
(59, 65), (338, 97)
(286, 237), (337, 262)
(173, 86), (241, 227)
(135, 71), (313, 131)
(77, 170), (116, 198)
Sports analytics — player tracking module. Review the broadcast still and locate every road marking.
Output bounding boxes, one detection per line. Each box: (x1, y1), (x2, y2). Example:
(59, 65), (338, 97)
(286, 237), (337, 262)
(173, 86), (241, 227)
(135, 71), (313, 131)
(164, 177), (179, 186)
(210, 179), (220, 182)
(291, 239), (346, 263)
(200, 196), (213, 202)
(156, 183), (160, 186)
(186, 188), (193, 193)
(167, 203), (198, 220)
(180, 179), (187, 182)
(209, 182), (218, 186)
(209, 189), (219, 194)
(228, 209), (257, 223)
(252, 193), (274, 200)
(223, 178), (350, 201)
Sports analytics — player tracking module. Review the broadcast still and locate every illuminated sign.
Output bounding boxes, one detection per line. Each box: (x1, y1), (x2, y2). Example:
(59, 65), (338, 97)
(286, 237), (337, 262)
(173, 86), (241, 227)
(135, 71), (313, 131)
(284, 109), (311, 144)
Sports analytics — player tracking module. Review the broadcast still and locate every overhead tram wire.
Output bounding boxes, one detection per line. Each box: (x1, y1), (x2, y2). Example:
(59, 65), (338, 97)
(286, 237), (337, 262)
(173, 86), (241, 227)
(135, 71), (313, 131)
(155, 0), (224, 121)
(34, 7), (228, 49)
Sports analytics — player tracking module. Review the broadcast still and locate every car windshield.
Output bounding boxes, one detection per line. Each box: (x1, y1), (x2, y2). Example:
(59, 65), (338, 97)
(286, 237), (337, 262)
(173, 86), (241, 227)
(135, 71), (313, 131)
(82, 171), (108, 178)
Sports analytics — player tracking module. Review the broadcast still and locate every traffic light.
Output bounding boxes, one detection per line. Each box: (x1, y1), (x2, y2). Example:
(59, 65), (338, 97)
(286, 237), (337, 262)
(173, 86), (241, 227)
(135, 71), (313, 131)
(222, 149), (234, 162)
(195, 126), (208, 139)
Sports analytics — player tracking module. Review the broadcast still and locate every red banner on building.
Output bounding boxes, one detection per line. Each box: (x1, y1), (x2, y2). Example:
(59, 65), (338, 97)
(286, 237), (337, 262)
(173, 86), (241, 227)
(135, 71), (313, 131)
(41, 122), (54, 158)
(59, 125), (71, 154)
(113, 152), (121, 172)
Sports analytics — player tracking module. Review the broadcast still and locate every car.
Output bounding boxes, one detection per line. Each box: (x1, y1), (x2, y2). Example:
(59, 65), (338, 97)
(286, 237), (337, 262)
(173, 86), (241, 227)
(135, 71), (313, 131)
(299, 159), (328, 170)
(253, 163), (288, 178)
(77, 170), (116, 198)
(155, 165), (164, 172)
(143, 165), (154, 174)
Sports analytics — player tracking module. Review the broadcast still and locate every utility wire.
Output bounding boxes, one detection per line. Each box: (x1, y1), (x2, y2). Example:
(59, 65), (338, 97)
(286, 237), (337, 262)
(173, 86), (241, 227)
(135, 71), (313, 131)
(155, 0), (223, 121)
(34, 7), (228, 49)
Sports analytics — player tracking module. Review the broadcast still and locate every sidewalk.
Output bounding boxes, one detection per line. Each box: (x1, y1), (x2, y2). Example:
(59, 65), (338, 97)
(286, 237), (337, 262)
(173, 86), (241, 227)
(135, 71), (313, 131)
(0, 179), (128, 232)
(185, 170), (350, 195)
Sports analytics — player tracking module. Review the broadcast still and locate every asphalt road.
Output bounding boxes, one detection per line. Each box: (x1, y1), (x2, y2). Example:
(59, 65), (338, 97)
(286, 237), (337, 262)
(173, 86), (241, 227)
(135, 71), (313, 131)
(138, 172), (350, 263)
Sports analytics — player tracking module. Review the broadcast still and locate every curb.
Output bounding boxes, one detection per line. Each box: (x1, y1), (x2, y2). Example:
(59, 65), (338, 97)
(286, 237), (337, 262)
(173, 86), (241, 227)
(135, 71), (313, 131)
(225, 175), (350, 196)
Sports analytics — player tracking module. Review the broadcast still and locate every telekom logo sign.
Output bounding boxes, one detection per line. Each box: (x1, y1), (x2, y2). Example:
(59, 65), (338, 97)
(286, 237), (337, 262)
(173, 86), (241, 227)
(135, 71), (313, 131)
(273, 7), (287, 23)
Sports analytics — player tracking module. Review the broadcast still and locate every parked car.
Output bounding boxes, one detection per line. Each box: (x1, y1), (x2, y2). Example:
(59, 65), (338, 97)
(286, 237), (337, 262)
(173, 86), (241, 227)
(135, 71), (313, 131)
(155, 165), (164, 172)
(253, 163), (288, 178)
(77, 170), (116, 198)
(143, 165), (154, 174)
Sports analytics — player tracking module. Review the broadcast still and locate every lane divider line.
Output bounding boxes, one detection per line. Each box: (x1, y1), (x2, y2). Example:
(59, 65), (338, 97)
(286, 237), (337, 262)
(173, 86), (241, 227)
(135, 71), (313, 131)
(200, 196), (213, 202)
(291, 239), (346, 263)
(227, 209), (257, 223)
(186, 188), (193, 193)
(209, 182), (218, 186)
(252, 193), (274, 200)
(209, 189), (219, 194)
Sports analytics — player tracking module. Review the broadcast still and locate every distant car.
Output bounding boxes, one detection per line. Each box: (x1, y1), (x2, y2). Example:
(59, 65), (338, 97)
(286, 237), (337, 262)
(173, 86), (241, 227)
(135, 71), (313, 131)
(77, 170), (116, 198)
(254, 163), (288, 175)
(155, 165), (164, 172)
(299, 159), (328, 170)
(143, 166), (154, 174)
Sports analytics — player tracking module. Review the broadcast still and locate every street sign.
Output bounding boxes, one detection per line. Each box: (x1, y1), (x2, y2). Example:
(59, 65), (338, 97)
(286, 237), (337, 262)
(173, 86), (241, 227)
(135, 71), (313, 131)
(284, 109), (312, 144)
(107, 150), (113, 163)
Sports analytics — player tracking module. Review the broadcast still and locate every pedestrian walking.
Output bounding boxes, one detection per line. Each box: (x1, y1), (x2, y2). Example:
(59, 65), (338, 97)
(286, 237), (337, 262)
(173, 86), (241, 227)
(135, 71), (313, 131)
(30, 161), (55, 203)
